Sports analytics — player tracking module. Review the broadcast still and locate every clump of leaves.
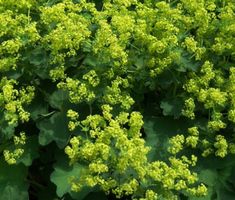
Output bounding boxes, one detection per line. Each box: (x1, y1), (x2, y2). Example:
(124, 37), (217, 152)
(0, 0), (235, 199)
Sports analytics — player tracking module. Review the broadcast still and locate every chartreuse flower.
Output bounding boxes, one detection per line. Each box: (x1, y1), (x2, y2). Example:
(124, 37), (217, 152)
(182, 98), (196, 119)
(186, 127), (199, 148)
(183, 36), (206, 60)
(3, 132), (27, 165)
(2, 0), (235, 199)
(168, 134), (185, 154)
(66, 109), (80, 131)
(65, 106), (206, 199)
(3, 149), (24, 165)
(0, 2), (40, 72)
(0, 77), (35, 126)
(214, 135), (228, 158)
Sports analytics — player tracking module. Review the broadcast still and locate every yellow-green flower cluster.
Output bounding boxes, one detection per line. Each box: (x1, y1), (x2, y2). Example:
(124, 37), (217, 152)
(177, 2), (235, 162)
(198, 88), (227, 109)
(183, 37), (206, 60)
(185, 127), (199, 148)
(3, 132), (27, 165)
(67, 109), (80, 131)
(92, 20), (128, 66)
(65, 107), (205, 199)
(134, 2), (181, 77)
(146, 155), (205, 198)
(182, 58), (233, 148)
(228, 68), (235, 123)
(228, 109), (235, 123)
(201, 139), (214, 157)
(187, 184), (208, 197)
(103, 77), (134, 110)
(183, 61), (215, 94)
(57, 77), (95, 104)
(65, 108), (149, 197)
(214, 135), (228, 158)
(137, 190), (157, 200)
(40, 1), (91, 64)
(82, 70), (100, 87)
(0, 77), (35, 126)
(3, 149), (24, 165)
(168, 134), (185, 154)
(207, 112), (226, 131)
(211, 3), (235, 55)
(200, 134), (231, 158)
(179, 0), (214, 37)
(49, 66), (66, 82)
(13, 132), (27, 145)
(56, 70), (101, 104)
(112, 0), (137, 7)
(182, 98), (195, 119)
(0, 3), (40, 72)
(1, 0), (235, 199)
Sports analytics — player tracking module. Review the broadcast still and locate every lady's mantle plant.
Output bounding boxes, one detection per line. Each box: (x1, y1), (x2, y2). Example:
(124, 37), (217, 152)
(0, 0), (235, 199)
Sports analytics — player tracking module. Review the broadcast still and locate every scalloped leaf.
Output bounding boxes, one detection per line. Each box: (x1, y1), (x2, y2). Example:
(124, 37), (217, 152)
(18, 135), (40, 166)
(51, 153), (92, 199)
(48, 89), (69, 110)
(51, 163), (82, 197)
(37, 112), (71, 149)
(160, 98), (183, 118)
(0, 160), (28, 200)
(143, 116), (190, 160)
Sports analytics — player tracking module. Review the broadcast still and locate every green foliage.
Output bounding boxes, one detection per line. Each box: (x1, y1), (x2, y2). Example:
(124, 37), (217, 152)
(0, 160), (28, 200)
(0, 0), (235, 199)
(37, 112), (71, 148)
(51, 159), (88, 198)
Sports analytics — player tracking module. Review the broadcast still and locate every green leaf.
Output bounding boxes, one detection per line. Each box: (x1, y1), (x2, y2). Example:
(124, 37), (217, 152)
(24, 47), (50, 79)
(51, 164), (81, 197)
(188, 189), (214, 200)
(83, 55), (98, 67)
(83, 191), (108, 200)
(199, 155), (235, 170)
(48, 89), (69, 110)
(0, 160), (28, 200)
(199, 169), (217, 187)
(143, 118), (159, 161)
(46, 0), (62, 6)
(27, 97), (48, 121)
(5, 68), (23, 80)
(160, 98), (183, 118)
(51, 153), (91, 199)
(69, 187), (95, 200)
(144, 116), (190, 161)
(189, 166), (235, 200)
(37, 112), (71, 149)
(134, 56), (144, 69)
(157, 71), (175, 87)
(188, 169), (216, 200)
(0, 113), (15, 140)
(18, 135), (39, 166)
(173, 48), (200, 72)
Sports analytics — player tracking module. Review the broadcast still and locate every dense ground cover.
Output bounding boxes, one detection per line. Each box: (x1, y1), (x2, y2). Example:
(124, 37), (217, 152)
(0, 0), (235, 199)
